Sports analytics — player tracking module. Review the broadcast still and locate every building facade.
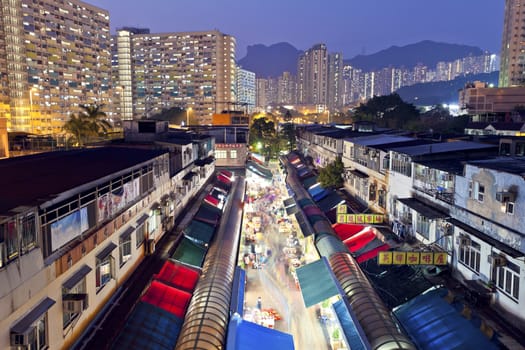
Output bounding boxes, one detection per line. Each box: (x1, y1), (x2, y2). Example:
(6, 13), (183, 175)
(235, 67), (256, 114)
(0, 0), (111, 134)
(297, 44), (328, 106)
(499, 0), (525, 87)
(112, 29), (236, 124)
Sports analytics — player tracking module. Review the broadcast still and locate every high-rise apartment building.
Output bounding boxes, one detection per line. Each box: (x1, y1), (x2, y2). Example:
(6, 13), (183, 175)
(328, 53), (343, 109)
(0, 0), (111, 133)
(499, 0), (525, 87)
(297, 44), (328, 106)
(112, 29), (236, 124)
(235, 67), (256, 114)
(277, 72), (296, 105)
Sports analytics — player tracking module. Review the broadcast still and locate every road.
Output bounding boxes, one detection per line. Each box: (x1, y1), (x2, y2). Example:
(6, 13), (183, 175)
(242, 167), (331, 350)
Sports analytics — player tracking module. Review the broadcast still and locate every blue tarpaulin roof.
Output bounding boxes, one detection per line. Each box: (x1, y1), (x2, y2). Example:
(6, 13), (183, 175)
(302, 176), (319, 189)
(308, 184), (325, 198)
(296, 258), (340, 308)
(312, 189), (330, 202)
(230, 267), (246, 317)
(394, 287), (499, 350)
(183, 220), (216, 245)
(317, 192), (345, 213)
(226, 314), (295, 350)
(333, 299), (370, 350)
(111, 302), (183, 350)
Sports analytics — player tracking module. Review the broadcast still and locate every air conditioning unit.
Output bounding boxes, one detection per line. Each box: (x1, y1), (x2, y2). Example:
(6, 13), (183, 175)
(488, 255), (507, 267)
(456, 236), (471, 247)
(11, 328), (33, 348)
(496, 191), (516, 203)
(63, 294), (88, 313)
(146, 238), (155, 255)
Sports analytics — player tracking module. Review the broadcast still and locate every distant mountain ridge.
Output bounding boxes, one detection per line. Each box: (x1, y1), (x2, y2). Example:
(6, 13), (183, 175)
(237, 42), (302, 78)
(238, 40), (486, 78)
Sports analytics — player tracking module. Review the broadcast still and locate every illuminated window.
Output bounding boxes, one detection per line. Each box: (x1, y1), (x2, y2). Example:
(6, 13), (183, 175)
(230, 150), (237, 159)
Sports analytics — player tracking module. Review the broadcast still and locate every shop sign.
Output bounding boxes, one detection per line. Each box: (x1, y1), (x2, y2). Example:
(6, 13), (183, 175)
(337, 213), (384, 224)
(378, 251), (448, 265)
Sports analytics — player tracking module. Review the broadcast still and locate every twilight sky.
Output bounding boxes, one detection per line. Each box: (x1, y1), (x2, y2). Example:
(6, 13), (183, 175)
(88, 0), (504, 59)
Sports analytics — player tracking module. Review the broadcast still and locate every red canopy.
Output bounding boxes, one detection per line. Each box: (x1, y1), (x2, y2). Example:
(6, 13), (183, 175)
(219, 170), (233, 179)
(217, 173), (232, 184)
(344, 228), (376, 252)
(204, 194), (219, 206)
(356, 244), (390, 263)
(154, 261), (200, 293)
(332, 224), (366, 241)
(141, 280), (192, 318)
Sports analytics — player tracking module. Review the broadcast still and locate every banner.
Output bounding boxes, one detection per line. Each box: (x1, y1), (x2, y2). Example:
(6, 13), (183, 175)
(378, 251), (448, 265)
(337, 213), (384, 224)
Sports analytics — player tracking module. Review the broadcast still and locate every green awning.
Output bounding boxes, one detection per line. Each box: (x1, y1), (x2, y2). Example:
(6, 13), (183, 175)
(171, 236), (207, 268)
(183, 220), (216, 245)
(296, 258), (340, 308)
(302, 176), (319, 189)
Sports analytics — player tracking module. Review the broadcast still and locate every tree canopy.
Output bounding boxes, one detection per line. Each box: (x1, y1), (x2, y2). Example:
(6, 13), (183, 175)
(318, 157), (344, 189)
(62, 104), (111, 146)
(353, 93), (420, 129)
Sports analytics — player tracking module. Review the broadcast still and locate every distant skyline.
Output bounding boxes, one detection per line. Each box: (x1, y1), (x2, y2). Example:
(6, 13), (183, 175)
(88, 0), (504, 59)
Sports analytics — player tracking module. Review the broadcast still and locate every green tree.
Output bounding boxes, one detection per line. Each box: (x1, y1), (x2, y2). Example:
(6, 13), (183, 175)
(280, 122), (296, 152)
(63, 104), (111, 146)
(353, 93), (420, 129)
(249, 117), (276, 153)
(318, 156), (344, 189)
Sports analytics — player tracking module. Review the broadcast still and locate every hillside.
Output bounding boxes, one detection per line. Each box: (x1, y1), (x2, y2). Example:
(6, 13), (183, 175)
(237, 42), (302, 78)
(396, 71), (499, 106)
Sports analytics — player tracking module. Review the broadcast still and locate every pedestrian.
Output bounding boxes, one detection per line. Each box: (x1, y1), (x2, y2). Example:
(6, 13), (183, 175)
(256, 296), (262, 310)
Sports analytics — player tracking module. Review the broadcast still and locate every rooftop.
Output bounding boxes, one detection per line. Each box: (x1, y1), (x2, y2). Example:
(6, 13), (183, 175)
(466, 157), (525, 176)
(391, 140), (497, 157)
(0, 147), (167, 215)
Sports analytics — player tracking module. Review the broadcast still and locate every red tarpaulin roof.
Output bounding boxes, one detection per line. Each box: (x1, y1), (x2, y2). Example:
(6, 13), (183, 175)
(217, 173), (232, 184)
(204, 194), (219, 206)
(154, 261), (200, 293)
(141, 280), (192, 318)
(219, 170), (233, 178)
(332, 224), (366, 241)
(344, 228), (376, 252)
(356, 244), (390, 263)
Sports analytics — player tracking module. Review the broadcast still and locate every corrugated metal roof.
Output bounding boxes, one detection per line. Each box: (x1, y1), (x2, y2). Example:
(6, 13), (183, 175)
(397, 198), (448, 219)
(391, 141), (496, 157)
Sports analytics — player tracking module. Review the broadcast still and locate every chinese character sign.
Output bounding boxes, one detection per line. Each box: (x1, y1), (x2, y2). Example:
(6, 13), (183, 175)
(337, 204), (347, 214)
(336, 214), (385, 224)
(378, 251), (449, 265)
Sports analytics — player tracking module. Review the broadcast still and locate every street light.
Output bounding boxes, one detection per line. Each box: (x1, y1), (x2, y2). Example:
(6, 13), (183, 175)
(186, 107), (192, 126)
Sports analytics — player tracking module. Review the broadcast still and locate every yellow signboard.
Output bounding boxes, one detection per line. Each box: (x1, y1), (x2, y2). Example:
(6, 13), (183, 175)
(337, 214), (384, 224)
(378, 251), (448, 265)
(337, 204), (347, 214)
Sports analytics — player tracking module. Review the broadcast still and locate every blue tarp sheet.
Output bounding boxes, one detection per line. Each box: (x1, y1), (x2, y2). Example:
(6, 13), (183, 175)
(308, 184), (325, 198)
(312, 189), (330, 202)
(333, 300), (369, 350)
(230, 267), (246, 317)
(226, 314), (295, 350)
(111, 302), (183, 350)
(317, 192), (345, 213)
(394, 287), (499, 350)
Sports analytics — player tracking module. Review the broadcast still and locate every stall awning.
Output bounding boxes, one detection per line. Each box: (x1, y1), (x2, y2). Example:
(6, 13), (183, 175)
(394, 287), (499, 350)
(296, 258), (340, 308)
(154, 260), (200, 293)
(312, 189), (330, 202)
(194, 203), (221, 226)
(171, 236), (208, 268)
(303, 205), (323, 217)
(317, 192), (345, 213)
(302, 176), (319, 190)
(333, 299), (369, 350)
(397, 197), (448, 219)
(283, 198), (296, 208)
(246, 160), (273, 180)
(344, 228), (376, 253)
(11, 297), (56, 334)
(111, 302), (183, 350)
(141, 280), (192, 318)
(183, 220), (216, 245)
(63, 265), (92, 290)
(308, 184), (325, 198)
(294, 211), (314, 237)
(226, 314), (295, 350)
(285, 205), (299, 216)
(448, 218), (523, 258)
(96, 241), (117, 260)
(332, 224), (366, 242)
(230, 267), (246, 317)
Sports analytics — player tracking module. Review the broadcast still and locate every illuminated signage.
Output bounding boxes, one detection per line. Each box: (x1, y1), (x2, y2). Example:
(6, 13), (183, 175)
(378, 251), (448, 265)
(337, 213), (384, 224)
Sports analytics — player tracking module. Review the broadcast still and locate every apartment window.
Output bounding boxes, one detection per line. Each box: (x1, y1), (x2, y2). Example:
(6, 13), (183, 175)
(230, 150), (237, 159)
(415, 214), (430, 240)
(119, 230), (133, 267)
(459, 238), (481, 273)
(492, 260), (520, 301)
(469, 181), (485, 202)
(62, 265), (90, 328)
(20, 213), (37, 253)
(215, 150), (227, 159)
(135, 223), (145, 248)
(10, 298), (54, 350)
(95, 243), (116, 292)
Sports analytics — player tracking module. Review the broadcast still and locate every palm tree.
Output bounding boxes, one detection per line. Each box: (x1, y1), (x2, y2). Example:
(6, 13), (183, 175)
(62, 104), (111, 147)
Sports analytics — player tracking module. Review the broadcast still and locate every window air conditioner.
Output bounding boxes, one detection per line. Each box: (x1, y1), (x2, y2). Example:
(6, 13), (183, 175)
(496, 191), (516, 203)
(11, 328), (33, 348)
(63, 294), (88, 313)
(456, 236), (471, 247)
(488, 255), (507, 267)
